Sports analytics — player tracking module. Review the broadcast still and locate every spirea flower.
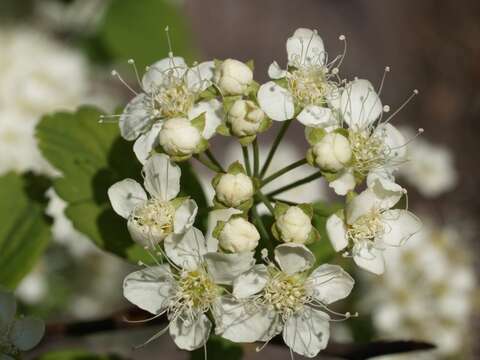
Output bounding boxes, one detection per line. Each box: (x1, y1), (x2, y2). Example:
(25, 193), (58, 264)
(272, 203), (319, 245)
(123, 227), (255, 350)
(213, 162), (254, 209)
(116, 56), (223, 163)
(257, 28), (342, 125)
(214, 59), (254, 96)
(108, 153), (197, 247)
(216, 244), (355, 358)
(0, 289), (44, 359)
(326, 186), (421, 274)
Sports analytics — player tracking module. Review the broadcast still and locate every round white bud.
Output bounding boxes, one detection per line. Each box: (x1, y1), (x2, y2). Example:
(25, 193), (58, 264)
(215, 173), (254, 207)
(159, 117), (201, 156)
(215, 59), (253, 95)
(229, 99), (265, 136)
(276, 206), (312, 244)
(313, 133), (352, 172)
(219, 217), (260, 252)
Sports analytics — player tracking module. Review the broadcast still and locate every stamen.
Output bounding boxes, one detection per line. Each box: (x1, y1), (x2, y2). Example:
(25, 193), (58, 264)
(111, 69), (138, 96)
(382, 89), (419, 124)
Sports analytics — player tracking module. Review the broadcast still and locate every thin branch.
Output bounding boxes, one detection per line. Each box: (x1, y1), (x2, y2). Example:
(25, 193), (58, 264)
(261, 158), (308, 187)
(265, 171), (322, 197)
(259, 120), (292, 178)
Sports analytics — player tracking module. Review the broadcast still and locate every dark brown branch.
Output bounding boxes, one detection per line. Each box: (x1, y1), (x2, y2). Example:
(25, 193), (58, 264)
(42, 307), (435, 359)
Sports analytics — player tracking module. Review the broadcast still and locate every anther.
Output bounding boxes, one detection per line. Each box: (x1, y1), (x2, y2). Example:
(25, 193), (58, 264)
(413, 89), (419, 95)
(385, 66), (390, 72)
(339, 34), (346, 41)
(383, 105), (390, 112)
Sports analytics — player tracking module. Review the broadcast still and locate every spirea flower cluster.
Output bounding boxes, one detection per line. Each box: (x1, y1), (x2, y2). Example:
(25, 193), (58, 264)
(107, 28), (422, 357)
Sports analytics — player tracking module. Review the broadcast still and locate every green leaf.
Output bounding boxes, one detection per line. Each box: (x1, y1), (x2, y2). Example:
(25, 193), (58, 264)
(308, 201), (344, 265)
(191, 335), (243, 360)
(305, 126), (326, 145)
(99, 0), (196, 69)
(0, 173), (51, 289)
(179, 162), (208, 232)
(36, 106), (146, 262)
(35, 349), (124, 360)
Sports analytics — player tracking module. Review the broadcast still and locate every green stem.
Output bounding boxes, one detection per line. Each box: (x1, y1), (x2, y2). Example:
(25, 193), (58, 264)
(259, 119), (292, 178)
(256, 190), (275, 215)
(251, 206), (270, 242)
(252, 138), (260, 177)
(241, 145), (252, 176)
(261, 158), (308, 187)
(205, 149), (224, 172)
(193, 154), (221, 172)
(265, 172), (322, 197)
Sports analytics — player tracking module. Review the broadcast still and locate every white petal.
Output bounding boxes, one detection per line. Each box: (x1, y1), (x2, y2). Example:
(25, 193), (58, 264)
(353, 242), (385, 275)
(286, 28), (326, 66)
(328, 170), (355, 196)
(297, 105), (337, 129)
(142, 56), (187, 91)
(282, 307), (330, 358)
(108, 179), (147, 219)
(257, 81), (295, 121)
(169, 313), (211, 351)
(123, 265), (173, 314)
(188, 99), (224, 139)
(379, 209), (421, 247)
(186, 61), (215, 92)
(326, 214), (348, 252)
(366, 170), (404, 209)
(133, 123), (162, 164)
(232, 264), (268, 299)
(274, 243), (315, 275)
(206, 208), (242, 249)
(143, 153), (181, 201)
(164, 227), (207, 270)
(375, 123), (407, 166)
(308, 264), (354, 304)
(9, 317), (45, 351)
(346, 188), (380, 224)
(268, 61), (287, 79)
(119, 94), (153, 141)
(215, 298), (275, 343)
(173, 198), (198, 234)
(0, 290), (16, 329)
(204, 251), (255, 285)
(340, 79), (382, 129)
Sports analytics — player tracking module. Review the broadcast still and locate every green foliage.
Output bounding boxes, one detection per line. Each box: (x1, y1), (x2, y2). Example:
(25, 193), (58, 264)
(99, 0), (196, 69)
(35, 350), (124, 360)
(0, 173), (51, 289)
(191, 336), (243, 360)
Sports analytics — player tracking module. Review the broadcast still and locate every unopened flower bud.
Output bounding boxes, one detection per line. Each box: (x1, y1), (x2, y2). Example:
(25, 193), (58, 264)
(159, 117), (201, 156)
(215, 59), (253, 95)
(313, 133), (352, 172)
(219, 217), (260, 252)
(229, 99), (266, 136)
(215, 173), (254, 207)
(276, 206), (312, 244)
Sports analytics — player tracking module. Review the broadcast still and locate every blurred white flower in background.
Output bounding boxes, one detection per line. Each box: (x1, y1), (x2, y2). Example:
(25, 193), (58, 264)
(399, 127), (457, 198)
(363, 218), (477, 358)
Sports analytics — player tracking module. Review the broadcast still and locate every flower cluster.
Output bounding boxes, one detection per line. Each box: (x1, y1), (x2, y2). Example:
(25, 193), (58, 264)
(108, 27), (422, 357)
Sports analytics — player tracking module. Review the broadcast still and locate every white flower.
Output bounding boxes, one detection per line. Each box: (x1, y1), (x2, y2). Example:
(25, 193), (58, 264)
(320, 79), (408, 195)
(257, 28), (340, 125)
(276, 206), (313, 244)
(118, 57), (223, 162)
(214, 59), (253, 95)
(158, 117), (202, 157)
(123, 227), (255, 350)
(216, 244), (354, 358)
(228, 99), (265, 137)
(0, 289), (44, 359)
(313, 132), (352, 172)
(218, 216), (260, 253)
(108, 153), (197, 247)
(215, 173), (254, 208)
(363, 220), (476, 357)
(326, 186), (421, 274)
(398, 129), (457, 197)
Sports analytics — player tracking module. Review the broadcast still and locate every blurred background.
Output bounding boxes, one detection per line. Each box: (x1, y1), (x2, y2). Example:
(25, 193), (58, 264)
(0, 0), (478, 359)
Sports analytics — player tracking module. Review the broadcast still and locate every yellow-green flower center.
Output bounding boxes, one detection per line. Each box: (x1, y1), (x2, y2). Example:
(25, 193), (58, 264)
(287, 66), (329, 107)
(263, 268), (308, 319)
(349, 130), (387, 174)
(151, 76), (195, 119)
(174, 269), (219, 313)
(347, 209), (384, 244)
(131, 199), (175, 236)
